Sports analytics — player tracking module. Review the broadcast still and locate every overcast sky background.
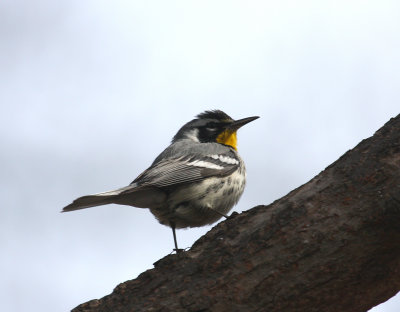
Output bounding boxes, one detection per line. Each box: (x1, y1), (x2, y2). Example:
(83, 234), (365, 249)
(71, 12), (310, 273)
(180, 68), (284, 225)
(1, 1), (399, 311)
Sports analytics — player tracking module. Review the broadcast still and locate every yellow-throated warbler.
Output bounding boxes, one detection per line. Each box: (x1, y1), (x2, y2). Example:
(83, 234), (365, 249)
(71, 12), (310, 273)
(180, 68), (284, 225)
(62, 110), (259, 251)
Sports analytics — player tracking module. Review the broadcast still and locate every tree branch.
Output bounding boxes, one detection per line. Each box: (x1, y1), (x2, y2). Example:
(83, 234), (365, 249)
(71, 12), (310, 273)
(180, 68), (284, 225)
(73, 115), (400, 312)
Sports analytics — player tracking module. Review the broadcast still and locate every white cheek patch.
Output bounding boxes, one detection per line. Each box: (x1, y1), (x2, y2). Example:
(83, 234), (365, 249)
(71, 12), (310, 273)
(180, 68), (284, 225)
(185, 129), (200, 142)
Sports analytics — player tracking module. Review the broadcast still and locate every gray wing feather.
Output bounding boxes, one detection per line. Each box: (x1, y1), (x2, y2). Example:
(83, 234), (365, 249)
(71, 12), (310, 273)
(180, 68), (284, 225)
(128, 156), (238, 189)
(62, 184), (167, 212)
(62, 142), (238, 212)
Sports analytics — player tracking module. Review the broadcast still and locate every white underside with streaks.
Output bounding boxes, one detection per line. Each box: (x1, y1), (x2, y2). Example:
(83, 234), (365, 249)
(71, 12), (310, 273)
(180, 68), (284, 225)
(150, 165), (246, 228)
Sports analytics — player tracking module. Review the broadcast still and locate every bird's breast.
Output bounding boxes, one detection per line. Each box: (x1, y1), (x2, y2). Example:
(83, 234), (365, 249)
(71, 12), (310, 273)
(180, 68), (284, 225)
(157, 163), (246, 228)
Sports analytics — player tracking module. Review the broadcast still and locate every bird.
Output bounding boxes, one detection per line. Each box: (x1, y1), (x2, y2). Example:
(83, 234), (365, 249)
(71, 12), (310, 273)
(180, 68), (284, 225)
(62, 110), (259, 252)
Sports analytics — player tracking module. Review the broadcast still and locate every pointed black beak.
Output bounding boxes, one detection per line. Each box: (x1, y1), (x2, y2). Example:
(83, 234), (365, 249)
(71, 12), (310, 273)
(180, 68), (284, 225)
(228, 116), (259, 131)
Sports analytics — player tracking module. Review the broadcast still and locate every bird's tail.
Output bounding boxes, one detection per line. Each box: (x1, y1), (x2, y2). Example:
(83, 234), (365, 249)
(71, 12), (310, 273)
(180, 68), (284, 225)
(61, 186), (133, 212)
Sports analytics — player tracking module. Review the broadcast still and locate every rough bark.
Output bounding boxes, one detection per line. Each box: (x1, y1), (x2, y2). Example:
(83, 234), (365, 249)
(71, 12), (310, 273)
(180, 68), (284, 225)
(73, 115), (400, 312)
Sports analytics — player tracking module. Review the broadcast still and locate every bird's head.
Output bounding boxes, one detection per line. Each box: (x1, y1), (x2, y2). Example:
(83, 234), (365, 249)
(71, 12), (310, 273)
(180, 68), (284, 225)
(172, 110), (259, 150)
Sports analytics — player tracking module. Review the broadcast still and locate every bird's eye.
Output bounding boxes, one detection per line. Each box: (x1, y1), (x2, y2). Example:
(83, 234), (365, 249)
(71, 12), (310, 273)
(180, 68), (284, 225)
(206, 127), (217, 132)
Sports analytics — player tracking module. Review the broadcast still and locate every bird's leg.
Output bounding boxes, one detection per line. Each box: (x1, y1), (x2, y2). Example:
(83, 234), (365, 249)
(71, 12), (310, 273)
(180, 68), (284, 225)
(207, 207), (229, 219)
(170, 222), (183, 253)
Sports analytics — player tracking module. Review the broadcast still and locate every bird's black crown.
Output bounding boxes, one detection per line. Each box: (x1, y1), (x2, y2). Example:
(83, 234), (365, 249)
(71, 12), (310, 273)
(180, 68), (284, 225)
(172, 110), (232, 143)
(196, 110), (233, 122)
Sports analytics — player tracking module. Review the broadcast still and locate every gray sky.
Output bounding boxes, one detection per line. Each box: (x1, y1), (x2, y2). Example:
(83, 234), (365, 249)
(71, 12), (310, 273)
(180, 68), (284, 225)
(1, 1), (399, 311)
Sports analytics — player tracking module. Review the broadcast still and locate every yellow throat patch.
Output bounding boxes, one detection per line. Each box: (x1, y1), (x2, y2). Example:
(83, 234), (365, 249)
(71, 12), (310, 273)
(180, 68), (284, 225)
(216, 130), (238, 150)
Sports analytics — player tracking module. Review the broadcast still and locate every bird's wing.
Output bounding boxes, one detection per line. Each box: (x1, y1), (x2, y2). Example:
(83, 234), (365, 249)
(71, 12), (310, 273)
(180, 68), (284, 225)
(62, 154), (239, 212)
(126, 154), (239, 190)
